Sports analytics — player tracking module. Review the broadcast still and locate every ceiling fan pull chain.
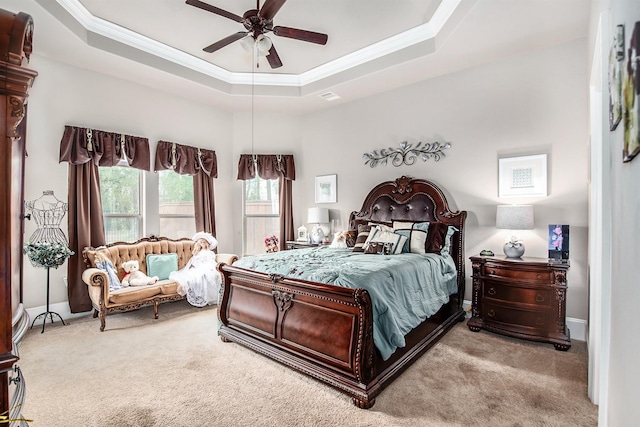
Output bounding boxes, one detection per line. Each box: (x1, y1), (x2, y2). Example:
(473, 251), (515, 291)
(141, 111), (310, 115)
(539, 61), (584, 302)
(86, 128), (93, 152)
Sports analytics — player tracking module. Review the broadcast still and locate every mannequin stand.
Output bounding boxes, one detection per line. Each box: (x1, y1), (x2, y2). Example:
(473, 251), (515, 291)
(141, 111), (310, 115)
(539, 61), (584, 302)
(30, 267), (66, 333)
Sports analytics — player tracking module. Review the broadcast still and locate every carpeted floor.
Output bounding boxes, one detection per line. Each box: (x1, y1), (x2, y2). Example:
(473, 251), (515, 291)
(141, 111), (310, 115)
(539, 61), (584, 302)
(18, 301), (597, 426)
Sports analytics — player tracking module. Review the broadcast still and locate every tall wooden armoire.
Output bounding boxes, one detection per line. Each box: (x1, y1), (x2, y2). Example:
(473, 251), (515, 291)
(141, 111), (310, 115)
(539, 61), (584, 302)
(0, 8), (37, 418)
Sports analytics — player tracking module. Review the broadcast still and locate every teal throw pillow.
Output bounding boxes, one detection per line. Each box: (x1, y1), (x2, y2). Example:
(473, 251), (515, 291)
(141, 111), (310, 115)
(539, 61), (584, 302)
(146, 253), (179, 280)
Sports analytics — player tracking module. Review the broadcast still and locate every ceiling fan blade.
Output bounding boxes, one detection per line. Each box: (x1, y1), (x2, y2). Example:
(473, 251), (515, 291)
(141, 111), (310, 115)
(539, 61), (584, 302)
(186, 0), (243, 23)
(259, 0), (287, 21)
(273, 26), (328, 45)
(203, 31), (248, 53)
(266, 45), (283, 69)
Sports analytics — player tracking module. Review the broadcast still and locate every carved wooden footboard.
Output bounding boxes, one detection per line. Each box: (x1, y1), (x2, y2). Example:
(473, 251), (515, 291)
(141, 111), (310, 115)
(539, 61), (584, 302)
(217, 266), (378, 406)
(218, 176), (467, 408)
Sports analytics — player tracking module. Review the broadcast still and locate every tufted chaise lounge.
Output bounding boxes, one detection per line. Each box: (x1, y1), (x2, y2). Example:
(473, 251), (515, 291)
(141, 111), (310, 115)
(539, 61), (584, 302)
(82, 236), (238, 331)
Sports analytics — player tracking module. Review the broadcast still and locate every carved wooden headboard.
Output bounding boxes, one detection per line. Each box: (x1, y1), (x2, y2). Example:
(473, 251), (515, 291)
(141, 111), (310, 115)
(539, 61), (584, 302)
(348, 176), (467, 303)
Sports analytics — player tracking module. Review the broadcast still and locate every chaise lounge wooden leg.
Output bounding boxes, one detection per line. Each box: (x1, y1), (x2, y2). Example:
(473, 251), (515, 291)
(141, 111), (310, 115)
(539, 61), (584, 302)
(99, 311), (106, 332)
(93, 309), (98, 318)
(154, 301), (159, 319)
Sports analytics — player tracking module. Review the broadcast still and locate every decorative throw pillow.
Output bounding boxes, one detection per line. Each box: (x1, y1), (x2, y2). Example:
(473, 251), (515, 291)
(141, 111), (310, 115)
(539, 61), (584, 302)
(440, 226), (459, 257)
(364, 241), (392, 255)
(353, 224), (373, 252)
(393, 221), (429, 254)
(425, 222), (449, 254)
(146, 253), (179, 280)
(363, 227), (407, 255)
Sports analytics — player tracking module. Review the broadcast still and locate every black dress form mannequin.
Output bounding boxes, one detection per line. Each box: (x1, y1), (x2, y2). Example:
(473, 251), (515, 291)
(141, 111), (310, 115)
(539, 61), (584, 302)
(24, 190), (69, 332)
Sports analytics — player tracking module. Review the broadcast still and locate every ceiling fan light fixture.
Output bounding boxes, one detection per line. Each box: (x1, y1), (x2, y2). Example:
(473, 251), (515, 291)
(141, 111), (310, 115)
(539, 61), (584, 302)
(240, 35), (254, 52)
(256, 34), (272, 53)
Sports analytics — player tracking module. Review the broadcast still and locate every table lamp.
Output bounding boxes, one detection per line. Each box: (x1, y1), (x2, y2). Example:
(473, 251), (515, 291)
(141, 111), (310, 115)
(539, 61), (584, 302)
(496, 204), (534, 258)
(308, 207), (329, 244)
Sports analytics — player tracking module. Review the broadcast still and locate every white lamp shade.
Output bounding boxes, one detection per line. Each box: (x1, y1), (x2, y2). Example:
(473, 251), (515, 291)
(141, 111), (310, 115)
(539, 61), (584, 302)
(308, 207), (329, 224)
(496, 205), (534, 230)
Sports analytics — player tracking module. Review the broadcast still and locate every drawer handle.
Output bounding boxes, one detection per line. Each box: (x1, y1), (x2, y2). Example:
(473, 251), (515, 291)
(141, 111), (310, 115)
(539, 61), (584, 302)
(535, 294), (545, 302)
(488, 269), (496, 275)
(488, 287), (496, 296)
(536, 274), (543, 279)
(487, 310), (495, 318)
(535, 317), (544, 326)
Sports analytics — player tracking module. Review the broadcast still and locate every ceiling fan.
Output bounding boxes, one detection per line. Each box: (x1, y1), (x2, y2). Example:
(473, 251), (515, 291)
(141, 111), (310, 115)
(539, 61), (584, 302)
(186, 0), (329, 69)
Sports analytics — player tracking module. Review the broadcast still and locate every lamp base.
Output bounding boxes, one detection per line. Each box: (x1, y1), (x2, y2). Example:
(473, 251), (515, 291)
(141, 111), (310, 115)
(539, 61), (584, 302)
(311, 226), (325, 244)
(503, 243), (525, 258)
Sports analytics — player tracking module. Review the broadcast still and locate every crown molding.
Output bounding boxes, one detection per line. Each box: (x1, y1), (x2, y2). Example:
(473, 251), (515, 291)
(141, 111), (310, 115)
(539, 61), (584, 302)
(36, 0), (462, 95)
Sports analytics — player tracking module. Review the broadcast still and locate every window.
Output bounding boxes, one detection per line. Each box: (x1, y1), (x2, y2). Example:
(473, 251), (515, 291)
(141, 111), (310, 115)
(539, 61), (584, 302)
(244, 176), (279, 255)
(99, 165), (142, 243)
(158, 170), (195, 238)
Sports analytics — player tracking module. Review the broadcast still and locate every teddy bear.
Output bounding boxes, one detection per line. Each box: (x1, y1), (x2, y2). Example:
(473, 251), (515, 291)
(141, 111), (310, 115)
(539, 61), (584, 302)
(120, 260), (159, 287)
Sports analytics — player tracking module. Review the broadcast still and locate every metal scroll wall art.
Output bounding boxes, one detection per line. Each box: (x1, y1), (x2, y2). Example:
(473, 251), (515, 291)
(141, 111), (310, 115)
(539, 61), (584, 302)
(363, 140), (451, 168)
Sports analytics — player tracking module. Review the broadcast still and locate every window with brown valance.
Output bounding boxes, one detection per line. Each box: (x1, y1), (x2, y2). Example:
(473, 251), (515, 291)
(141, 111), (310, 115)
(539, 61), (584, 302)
(155, 140), (217, 178)
(58, 125), (151, 313)
(155, 140), (218, 238)
(59, 125), (150, 170)
(237, 154), (295, 181)
(237, 154), (295, 249)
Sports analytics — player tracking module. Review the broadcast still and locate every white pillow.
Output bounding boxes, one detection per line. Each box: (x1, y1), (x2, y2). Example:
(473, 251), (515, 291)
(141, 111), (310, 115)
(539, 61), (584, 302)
(393, 221), (429, 254)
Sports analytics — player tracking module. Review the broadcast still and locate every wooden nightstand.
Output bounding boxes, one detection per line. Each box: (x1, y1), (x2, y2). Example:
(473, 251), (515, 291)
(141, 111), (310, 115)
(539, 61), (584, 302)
(285, 241), (320, 250)
(467, 255), (571, 351)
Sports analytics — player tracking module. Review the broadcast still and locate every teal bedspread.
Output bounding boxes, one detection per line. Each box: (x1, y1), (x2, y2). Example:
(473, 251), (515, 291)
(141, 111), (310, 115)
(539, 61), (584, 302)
(234, 247), (458, 360)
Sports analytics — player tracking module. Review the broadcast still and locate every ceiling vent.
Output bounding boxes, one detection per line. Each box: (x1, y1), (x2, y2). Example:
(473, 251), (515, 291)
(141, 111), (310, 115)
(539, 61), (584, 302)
(319, 91), (341, 101)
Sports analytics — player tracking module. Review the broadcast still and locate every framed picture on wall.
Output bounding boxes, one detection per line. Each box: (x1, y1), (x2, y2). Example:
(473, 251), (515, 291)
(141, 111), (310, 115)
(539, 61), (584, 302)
(315, 174), (337, 203)
(498, 154), (547, 198)
(609, 24), (624, 131)
(623, 21), (640, 162)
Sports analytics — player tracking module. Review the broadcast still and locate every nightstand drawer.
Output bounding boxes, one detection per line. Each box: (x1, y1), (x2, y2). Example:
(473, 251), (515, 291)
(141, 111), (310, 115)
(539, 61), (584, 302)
(483, 282), (551, 307)
(482, 302), (549, 331)
(483, 265), (552, 283)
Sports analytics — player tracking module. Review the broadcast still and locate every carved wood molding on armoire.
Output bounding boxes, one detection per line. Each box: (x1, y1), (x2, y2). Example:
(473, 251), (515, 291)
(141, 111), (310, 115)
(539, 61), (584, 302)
(0, 7), (38, 422)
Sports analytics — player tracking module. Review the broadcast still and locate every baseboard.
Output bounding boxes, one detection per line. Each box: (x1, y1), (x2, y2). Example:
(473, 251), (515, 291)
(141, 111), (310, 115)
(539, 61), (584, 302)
(462, 300), (586, 342)
(27, 300), (587, 342)
(25, 302), (92, 328)
(566, 317), (586, 342)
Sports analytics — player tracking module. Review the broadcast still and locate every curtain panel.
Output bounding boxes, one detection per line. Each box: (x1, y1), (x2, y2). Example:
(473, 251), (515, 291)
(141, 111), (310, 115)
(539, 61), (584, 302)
(59, 125), (151, 313)
(155, 140), (218, 236)
(237, 154), (295, 247)
(59, 125), (150, 170)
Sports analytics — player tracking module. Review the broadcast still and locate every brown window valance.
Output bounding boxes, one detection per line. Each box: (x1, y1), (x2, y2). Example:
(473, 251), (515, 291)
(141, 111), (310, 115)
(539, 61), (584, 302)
(237, 154), (295, 181)
(58, 125), (150, 171)
(154, 140), (218, 178)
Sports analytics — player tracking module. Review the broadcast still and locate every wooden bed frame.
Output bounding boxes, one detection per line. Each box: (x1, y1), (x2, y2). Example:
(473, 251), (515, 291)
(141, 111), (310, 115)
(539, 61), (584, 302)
(217, 176), (467, 408)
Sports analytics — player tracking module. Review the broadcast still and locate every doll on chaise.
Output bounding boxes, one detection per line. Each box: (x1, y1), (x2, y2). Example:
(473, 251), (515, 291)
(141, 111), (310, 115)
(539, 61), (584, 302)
(169, 231), (221, 307)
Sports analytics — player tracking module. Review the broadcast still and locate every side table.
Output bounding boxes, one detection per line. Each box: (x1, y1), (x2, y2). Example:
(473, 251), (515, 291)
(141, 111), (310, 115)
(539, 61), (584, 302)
(467, 255), (571, 351)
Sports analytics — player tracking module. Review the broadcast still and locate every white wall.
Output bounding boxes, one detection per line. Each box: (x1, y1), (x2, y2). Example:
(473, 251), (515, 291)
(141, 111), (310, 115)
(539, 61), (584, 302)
(23, 55), (235, 310)
(300, 39), (589, 321)
(598, 1), (640, 424)
(21, 35), (590, 328)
